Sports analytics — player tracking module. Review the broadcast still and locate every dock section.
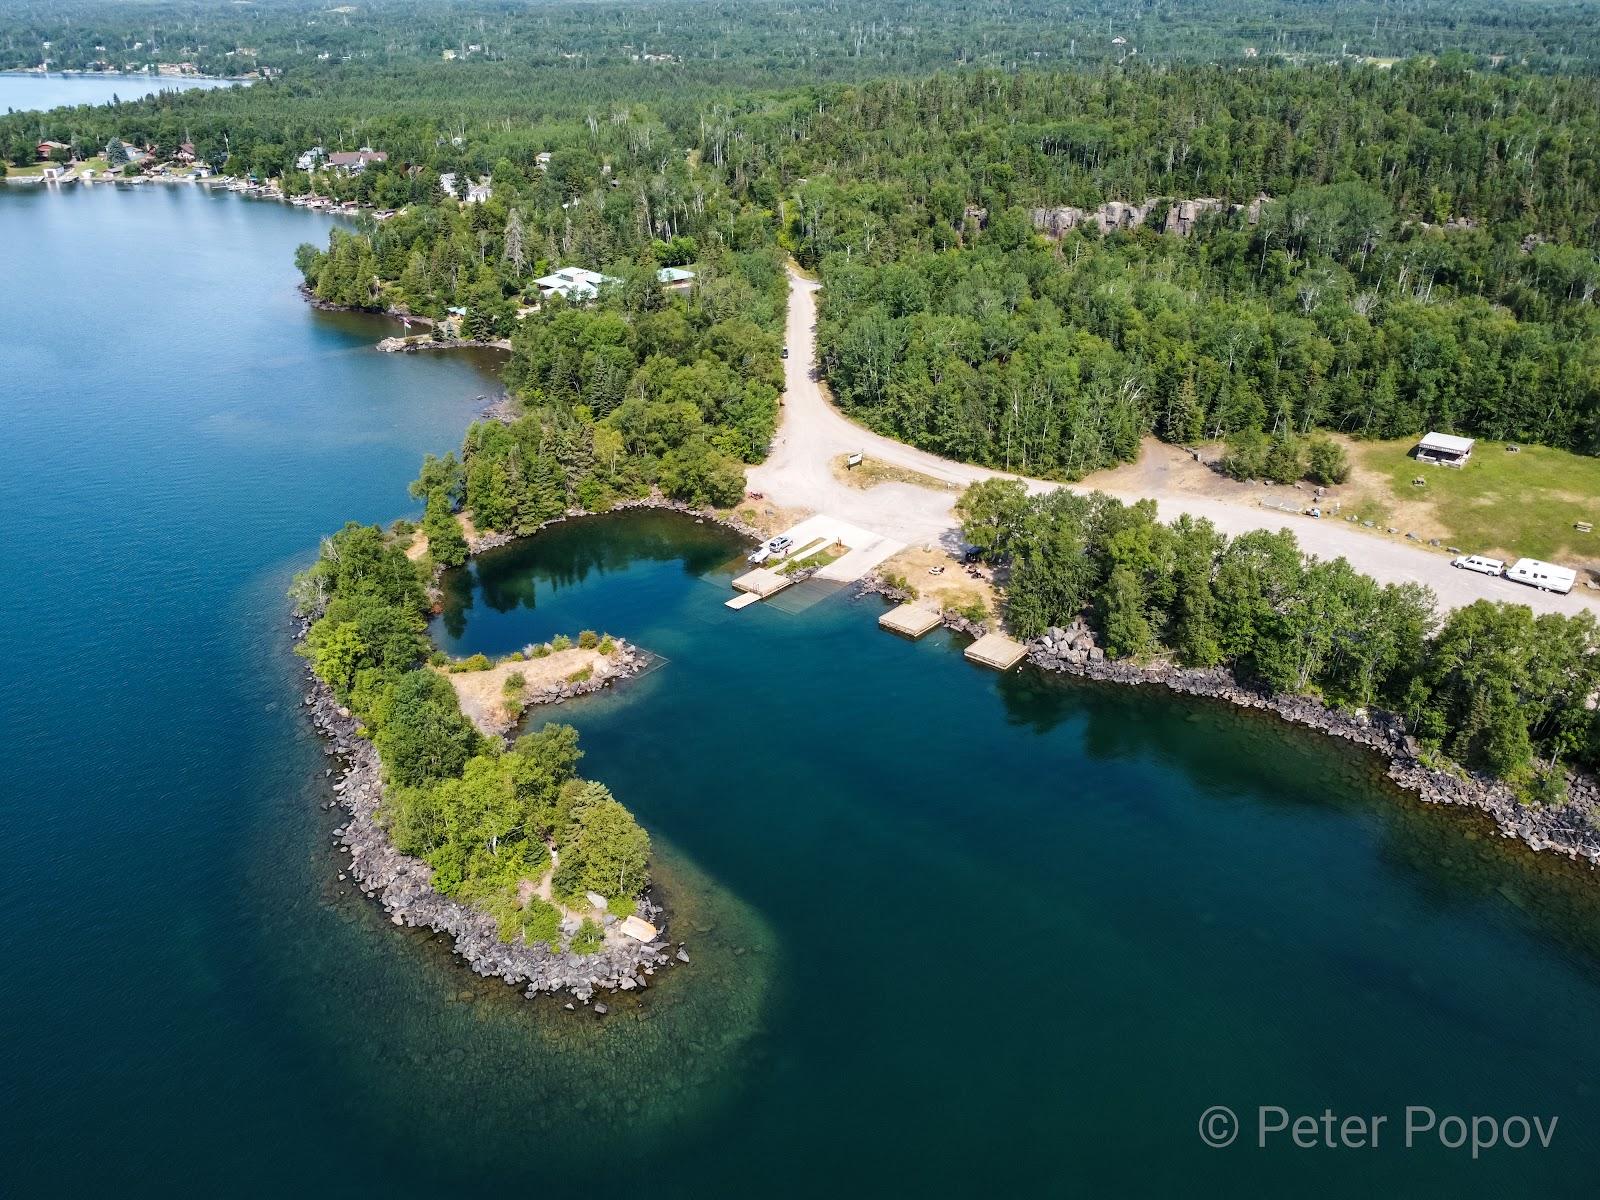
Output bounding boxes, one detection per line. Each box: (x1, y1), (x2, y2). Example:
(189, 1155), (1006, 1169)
(731, 567), (793, 598)
(964, 632), (1027, 671)
(878, 603), (942, 639)
(724, 592), (763, 610)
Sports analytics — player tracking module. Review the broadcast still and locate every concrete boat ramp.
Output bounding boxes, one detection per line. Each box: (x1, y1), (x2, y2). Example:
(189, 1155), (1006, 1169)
(726, 514), (903, 610)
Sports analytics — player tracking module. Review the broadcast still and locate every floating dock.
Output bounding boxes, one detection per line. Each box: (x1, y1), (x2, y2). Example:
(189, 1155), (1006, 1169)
(732, 567), (793, 598)
(964, 632), (1027, 671)
(878, 603), (942, 639)
(724, 592), (763, 610)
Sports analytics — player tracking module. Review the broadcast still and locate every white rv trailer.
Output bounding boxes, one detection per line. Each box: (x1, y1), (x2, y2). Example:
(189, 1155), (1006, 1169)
(1505, 558), (1576, 594)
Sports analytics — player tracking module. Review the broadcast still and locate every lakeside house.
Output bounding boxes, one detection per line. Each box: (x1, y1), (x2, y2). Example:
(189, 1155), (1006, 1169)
(439, 172), (493, 204)
(295, 146), (325, 171)
(41, 162), (72, 181)
(1416, 432), (1476, 467)
(103, 138), (146, 167)
(657, 266), (696, 291)
(535, 151), (552, 171)
(36, 140), (69, 160)
(326, 149), (387, 174)
(534, 266), (620, 303)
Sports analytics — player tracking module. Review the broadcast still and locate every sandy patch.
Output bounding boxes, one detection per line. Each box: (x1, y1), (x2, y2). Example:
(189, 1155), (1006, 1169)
(442, 645), (617, 735)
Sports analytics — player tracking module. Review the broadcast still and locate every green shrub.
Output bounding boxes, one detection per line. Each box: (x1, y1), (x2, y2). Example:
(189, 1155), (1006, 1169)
(551, 634), (573, 652)
(1306, 435), (1351, 485)
(882, 570), (917, 598)
(954, 597), (988, 625)
(519, 898), (563, 949)
(606, 894), (636, 919)
(571, 917), (605, 955)
(502, 671), (526, 702)
(567, 666), (593, 684)
(506, 650), (525, 662)
(578, 629), (599, 649)
(597, 634), (616, 655)
(448, 653), (492, 673)
(530, 643), (551, 658)
(428, 649), (448, 667)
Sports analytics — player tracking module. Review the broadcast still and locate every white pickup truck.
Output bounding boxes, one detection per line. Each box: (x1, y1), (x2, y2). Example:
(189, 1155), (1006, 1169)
(1451, 554), (1505, 577)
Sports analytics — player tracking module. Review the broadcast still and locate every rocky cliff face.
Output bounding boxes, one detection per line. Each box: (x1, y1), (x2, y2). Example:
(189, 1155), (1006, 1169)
(1030, 193), (1269, 238)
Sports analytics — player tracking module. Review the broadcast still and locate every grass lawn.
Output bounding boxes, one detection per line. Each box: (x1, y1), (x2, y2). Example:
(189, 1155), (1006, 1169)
(5, 162), (46, 176)
(1356, 437), (1600, 566)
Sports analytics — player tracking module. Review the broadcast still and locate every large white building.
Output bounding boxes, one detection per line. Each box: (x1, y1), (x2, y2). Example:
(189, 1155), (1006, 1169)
(534, 266), (620, 303)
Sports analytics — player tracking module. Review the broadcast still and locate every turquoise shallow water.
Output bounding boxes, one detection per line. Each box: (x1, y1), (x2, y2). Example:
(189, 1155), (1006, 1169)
(6, 185), (1600, 1196)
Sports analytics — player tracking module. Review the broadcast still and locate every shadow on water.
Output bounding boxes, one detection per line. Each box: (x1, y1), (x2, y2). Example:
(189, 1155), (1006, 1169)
(994, 657), (1600, 972)
(435, 509), (747, 642)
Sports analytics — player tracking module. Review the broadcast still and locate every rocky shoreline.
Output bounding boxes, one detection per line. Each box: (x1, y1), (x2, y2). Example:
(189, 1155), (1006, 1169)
(860, 577), (1600, 868)
(297, 625), (684, 1008)
(377, 334), (512, 353)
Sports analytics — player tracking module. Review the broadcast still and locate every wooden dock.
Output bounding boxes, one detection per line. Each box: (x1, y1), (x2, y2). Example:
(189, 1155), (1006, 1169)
(964, 632), (1027, 671)
(731, 567), (793, 598)
(878, 603), (942, 639)
(724, 592), (762, 610)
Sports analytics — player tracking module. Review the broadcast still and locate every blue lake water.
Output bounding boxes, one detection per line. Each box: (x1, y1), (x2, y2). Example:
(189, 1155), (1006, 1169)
(0, 71), (243, 113)
(6, 183), (1600, 1196)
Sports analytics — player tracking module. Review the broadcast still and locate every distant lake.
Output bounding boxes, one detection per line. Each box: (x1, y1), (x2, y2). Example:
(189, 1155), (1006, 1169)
(0, 71), (245, 112)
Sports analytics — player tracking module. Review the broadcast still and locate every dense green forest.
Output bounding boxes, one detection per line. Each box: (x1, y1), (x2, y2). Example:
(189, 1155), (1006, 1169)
(957, 480), (1600, 799)
(290, 521), (652, 946)
(799, 65), (1600, 471)
(8, 0), (1600, 78)
(17, 43), (1595, 475)
(393, 246), (787, 528)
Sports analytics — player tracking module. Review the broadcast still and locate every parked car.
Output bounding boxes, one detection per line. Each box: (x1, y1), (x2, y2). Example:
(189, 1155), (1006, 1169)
(747, 545), (773, 565)
(767, 535), (794, 556)
(781, 346), (789, 359)
(1451, 554), (1505, 577)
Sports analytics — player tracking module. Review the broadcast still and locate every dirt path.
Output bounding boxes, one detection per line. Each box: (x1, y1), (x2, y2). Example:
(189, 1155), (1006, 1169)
(749, 266), (1598, 617)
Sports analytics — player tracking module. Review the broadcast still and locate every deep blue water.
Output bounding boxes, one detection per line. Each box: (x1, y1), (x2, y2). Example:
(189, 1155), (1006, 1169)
(6, 184), (1600, 1197)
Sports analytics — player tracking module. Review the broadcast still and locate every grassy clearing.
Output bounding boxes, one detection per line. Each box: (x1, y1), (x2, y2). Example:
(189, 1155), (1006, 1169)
(880, 545), (995, 620)
(830, 454), (958, 493)
(1355, 438), (1600, 565)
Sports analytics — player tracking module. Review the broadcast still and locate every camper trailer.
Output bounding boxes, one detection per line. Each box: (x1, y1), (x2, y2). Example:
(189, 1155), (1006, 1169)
(1505, 558), (1576, 594)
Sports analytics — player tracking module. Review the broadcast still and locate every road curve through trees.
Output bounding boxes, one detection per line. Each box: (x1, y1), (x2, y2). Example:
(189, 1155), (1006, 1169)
(746, 267), (1598, 618)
